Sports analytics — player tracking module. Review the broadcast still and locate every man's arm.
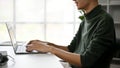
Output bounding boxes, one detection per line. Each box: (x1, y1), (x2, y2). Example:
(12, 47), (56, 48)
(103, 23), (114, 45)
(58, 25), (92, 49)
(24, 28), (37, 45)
(28, 40), (69, 51)
(47, 42), (69, 51)
(26, 41), (81, 67)
(49, 46), (81, 67)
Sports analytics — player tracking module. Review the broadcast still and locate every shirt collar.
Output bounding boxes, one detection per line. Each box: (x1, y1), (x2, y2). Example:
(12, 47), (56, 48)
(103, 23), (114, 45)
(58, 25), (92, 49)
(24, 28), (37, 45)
(84, 5), (103, 20)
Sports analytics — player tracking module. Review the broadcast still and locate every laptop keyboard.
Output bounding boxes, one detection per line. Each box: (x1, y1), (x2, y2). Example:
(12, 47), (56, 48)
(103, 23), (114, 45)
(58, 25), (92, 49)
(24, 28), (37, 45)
(17, 45), (27, 52)
(16, 45), (40, 54)
(15, 42), (39, 54)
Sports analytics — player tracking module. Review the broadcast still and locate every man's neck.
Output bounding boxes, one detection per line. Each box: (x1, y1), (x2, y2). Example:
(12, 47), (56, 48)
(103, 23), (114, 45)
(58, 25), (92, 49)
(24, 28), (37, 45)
(84, 2), (98, 14)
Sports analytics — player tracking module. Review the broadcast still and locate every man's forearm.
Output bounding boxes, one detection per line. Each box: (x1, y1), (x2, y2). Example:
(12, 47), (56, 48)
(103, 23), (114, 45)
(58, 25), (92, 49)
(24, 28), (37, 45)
(47, 42), (69, 51)
(49, 46), (81, 67)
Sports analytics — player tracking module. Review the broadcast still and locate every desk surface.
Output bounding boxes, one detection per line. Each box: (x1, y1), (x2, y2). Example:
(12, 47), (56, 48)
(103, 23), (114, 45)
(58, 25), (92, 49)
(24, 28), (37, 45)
(0, 46), (63, 68)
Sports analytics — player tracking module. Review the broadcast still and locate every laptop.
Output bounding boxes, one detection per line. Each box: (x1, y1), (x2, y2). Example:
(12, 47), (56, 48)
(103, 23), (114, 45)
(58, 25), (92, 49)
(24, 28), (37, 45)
(5, 23), (42, 54)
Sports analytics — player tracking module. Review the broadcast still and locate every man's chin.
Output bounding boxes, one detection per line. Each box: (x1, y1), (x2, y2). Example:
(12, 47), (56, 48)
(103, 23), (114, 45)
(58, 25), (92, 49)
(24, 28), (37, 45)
(77, 7), (81, 10)
(77, 7), (83, 10)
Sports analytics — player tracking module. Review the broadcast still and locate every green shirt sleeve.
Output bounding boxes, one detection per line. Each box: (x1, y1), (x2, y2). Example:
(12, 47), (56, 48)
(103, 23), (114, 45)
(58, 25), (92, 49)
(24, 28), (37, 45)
(68, 22), (83, 52)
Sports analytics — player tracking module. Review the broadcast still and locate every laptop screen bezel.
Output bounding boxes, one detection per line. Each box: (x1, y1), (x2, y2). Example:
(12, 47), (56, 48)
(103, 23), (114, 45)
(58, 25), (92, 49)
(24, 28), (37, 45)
(5, 23), (18, 52)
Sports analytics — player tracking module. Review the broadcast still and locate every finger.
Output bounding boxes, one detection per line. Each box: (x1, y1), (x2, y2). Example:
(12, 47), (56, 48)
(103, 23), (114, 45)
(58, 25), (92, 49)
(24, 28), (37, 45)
(26, 47), (33, 52)
(26, 44), (34, 52)
(26, 44), (33, 48)
(26, 49), (32, 52)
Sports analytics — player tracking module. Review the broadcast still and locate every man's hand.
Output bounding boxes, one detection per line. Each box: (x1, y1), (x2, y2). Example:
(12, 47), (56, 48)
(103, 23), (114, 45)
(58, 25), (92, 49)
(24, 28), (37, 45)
(28, 40), (55, 46)
(26, 40), (51, 53)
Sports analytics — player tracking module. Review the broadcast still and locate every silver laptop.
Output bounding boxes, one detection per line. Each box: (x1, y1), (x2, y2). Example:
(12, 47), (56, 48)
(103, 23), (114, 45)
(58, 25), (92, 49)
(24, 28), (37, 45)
(5, 23), (41, 54)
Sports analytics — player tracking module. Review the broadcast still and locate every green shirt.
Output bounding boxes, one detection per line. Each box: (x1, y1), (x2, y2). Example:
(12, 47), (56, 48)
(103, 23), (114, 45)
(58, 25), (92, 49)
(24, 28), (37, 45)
(68, 5), (116, 68)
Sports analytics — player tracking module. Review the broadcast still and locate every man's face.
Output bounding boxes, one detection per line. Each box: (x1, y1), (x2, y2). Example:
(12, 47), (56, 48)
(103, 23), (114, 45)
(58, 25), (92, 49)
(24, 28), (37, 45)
(73, 0), (90, 10)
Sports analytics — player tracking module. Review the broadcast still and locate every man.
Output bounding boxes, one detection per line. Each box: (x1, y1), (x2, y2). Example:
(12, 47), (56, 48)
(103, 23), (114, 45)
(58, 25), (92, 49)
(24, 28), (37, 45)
(26, 0), (116, 68)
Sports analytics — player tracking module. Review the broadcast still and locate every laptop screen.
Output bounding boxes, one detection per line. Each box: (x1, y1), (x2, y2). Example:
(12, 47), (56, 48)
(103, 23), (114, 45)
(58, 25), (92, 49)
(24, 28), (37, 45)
(5, 23), (17, 51)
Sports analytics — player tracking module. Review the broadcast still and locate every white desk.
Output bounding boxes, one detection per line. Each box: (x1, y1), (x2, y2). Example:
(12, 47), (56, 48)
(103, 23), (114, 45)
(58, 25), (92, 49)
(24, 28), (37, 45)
(0, 46), (64, 68)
